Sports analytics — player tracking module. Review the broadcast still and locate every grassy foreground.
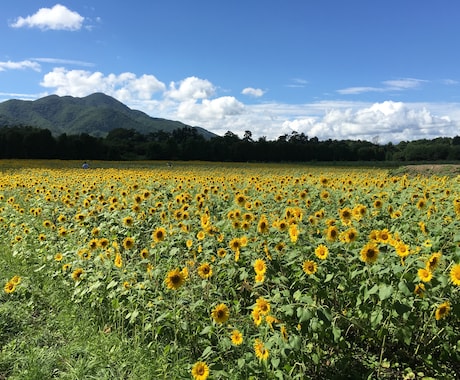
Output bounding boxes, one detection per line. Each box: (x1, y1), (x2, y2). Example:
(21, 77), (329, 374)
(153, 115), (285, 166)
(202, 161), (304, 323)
(1, 160), (459, 379)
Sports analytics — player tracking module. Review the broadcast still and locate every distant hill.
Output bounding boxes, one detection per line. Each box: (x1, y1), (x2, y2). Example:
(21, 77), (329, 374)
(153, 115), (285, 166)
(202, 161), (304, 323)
(0, 92), (217, 139)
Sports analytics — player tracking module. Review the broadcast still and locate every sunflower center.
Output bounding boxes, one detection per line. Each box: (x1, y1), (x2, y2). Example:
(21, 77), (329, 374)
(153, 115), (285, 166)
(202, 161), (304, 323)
(171, 275), (181, 284)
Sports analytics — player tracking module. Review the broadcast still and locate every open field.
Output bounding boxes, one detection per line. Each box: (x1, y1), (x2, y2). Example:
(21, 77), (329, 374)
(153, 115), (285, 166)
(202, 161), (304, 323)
(1, 160), (459, 379)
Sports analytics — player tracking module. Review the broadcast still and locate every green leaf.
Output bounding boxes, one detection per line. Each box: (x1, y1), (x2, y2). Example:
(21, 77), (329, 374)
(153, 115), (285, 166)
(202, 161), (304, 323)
(370, 310), (383, 327)
(317, 308), (331, 323)
(271, 357), (280, 369)
(281, 304), (294, 317)
(379, 284), (393, 301)
(202, 346), (213, 359)
(297, 307), (313, 322)
(332, 326), (342, 343)
(107, 280), (118, 289)
(129, 309), (139, 323)
(394, 301), (411, 316)
(324, 273), (334, 282)
(200, 325), (213, 335)
(398, 280), (411, 296)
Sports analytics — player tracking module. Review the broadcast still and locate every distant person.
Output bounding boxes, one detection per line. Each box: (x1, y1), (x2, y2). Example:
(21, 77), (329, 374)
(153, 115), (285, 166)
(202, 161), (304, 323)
(82, 162), (90, 169)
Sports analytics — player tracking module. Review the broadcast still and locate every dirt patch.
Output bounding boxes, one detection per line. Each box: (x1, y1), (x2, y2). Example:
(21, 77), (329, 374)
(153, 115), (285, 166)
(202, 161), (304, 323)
(397, 164), (460, 177)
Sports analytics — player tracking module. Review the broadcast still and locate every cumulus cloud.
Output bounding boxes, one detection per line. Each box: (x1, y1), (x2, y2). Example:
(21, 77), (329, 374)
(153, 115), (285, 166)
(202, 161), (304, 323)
(177, 96), (244, 121)
(37, 68), (460, 143)
(40, 68), (165, 101)
(166, 77), (215, 101)
(0, 60), (41, 72)
(281, 101), (458, 143)
(241, 87), (265, 97)
(10, 4), (84, 31)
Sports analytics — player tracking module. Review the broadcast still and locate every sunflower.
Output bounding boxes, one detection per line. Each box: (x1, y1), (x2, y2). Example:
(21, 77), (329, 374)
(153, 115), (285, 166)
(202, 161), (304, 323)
(88, 238), (99, 250)
(416, 198), (427, 209)
(217, 248), (227, 258)
(289, 223), (299, 243)
(43, 220), (53, 228)
(140, 248), (149, 259)
(211, 303), (229, 324)
(191, 361), (210, 380)
(165, 268), (185, 290)
(71, 268), (84, 281)
(377, 229), (391, 244)
(450, 263), (460, 286)
(123, 216), (134, 227)
(4, 281), (16, 294)
(252, 307), (263, 326)
(339, 207), (352, 224)
(373, 199), (383, 208)
(325, 225), (339, 241)
(198, 263), (213, 279)
(255, 297), (271, 315)
(231, 329), (243, 345)
(302, 260), (318, 275)
(98, 238), (109, 248)
(253, 258), (267, 275)
(255, 273), (265, 283)
(62, 263), (71, 272)
(235, 193), (246, 206)
(114, 253), (123, 268)
(417, 268), (432, 282)
(435, 301), (450, 321)
(152, 227), (167, 243)
(360, 243), (379, 264)
(315, 244), (329, 260)
(254, 339), (269, 361)
(419, 221), (428, 234)
(342, 228), (358, 243)
(320, 190), (330, 200)
(280, 325), (288, 341)
(54, 253), (63, 261)
(395, 242), (410, 258)
(414, 283), (425, 297)
(277, 219), (288, 231)
(426, 252), (442, 271)
(257, 215), (270, 234)
(122, 237), (135, 250)
(229, 238), (241, 252)
(10, 275), (21, 285)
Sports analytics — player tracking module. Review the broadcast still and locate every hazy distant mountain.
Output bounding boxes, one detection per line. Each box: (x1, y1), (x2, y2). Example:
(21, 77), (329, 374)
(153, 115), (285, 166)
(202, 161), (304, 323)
(0, 92), (217, 139)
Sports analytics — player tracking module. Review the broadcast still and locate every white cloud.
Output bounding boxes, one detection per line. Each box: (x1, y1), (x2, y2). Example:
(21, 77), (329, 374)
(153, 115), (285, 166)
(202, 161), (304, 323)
(40, 68), (165, 100)
(281, 101), (458, 143)
(36, 68), (460, 143)
(11, 4), (84, 31)
(338, 77), (426, 95)
(177, 96), (245, 122)
(166, 77), (215, 101)
(242, 87), (265, 97)
(0, 60), (41, 72)
(442, 79), (459, 85)
(286, 78), (308, 88)
(383, 78), (425, 89)
(337, 86), (383, 95)
(31, 57), (94, 67)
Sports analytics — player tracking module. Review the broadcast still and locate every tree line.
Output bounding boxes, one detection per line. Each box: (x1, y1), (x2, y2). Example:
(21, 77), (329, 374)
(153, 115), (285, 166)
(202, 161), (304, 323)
(1, 125), (460, 162)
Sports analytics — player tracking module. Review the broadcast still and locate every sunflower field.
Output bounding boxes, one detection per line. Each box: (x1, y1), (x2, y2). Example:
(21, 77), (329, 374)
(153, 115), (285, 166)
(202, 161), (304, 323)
(1, 160), (459, 379)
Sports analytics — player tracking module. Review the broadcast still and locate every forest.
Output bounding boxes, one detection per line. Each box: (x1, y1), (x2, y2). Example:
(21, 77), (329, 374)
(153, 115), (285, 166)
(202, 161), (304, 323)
(1, 125), (460, 162)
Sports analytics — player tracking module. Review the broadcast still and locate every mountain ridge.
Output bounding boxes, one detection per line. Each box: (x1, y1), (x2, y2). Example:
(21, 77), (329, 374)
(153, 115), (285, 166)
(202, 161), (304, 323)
(0, 93), (217, 139)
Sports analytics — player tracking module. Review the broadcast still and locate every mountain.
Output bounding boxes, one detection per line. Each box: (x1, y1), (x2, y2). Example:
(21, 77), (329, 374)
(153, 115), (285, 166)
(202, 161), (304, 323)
(0, 93), (217, 139)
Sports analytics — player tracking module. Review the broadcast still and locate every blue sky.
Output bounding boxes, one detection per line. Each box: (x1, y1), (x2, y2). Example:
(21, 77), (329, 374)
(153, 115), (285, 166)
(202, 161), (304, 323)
(1, 1), (460, 143)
